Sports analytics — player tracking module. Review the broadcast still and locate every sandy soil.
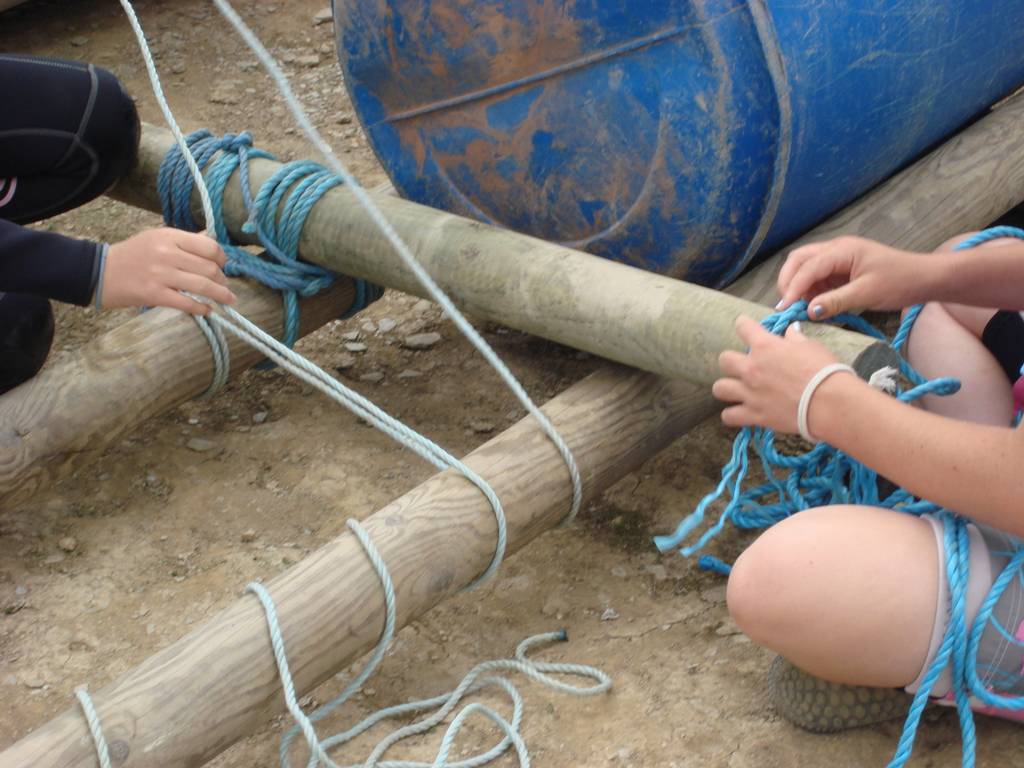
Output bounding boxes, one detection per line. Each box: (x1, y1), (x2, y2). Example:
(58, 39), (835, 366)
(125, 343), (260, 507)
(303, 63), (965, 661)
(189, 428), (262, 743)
(1, 1), (1021, 766)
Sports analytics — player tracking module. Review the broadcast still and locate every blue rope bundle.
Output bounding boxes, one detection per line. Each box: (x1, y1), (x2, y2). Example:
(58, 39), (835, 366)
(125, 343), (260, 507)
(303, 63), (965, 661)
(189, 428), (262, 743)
(659, 227), (1024, 767)
(158, 130), (384, 349)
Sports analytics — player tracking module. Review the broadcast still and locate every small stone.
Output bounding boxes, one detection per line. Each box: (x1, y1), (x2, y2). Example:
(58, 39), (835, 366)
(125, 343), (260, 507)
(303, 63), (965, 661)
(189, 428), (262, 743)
(377, 318), (397, 333)
(336, 114), (354, 125)
(209, 81), (243, 105)
(601, 607), (619, 622)
(187, 417), (200, 426)
(296, 54), (321, 68)
(342, 330), (361, 341)
(170, 61), (186, 75)
(612, 747), (634, 763)
(397, 369), (422, 380)
(319, 42), (334, 55)
(344, 342), (367, 353)
(335, 353), (357, 370)
(412, 299), (433, 313)
(469, 420), (495, 434)
(44, 553), (65, 565)
(14, 585), (27, 597)
(21, 674), (46, 689)
(145, 471), (161, 487)
(360, 372), (385, 384)
(715, 619), (742, 637)
(361, 320), (378, 334)
(403, 332), (442, 350)
(58, 537), (77, 553)
(251, 411), (269, 425)
(313, 6), (333, 25)
(70, 36), (89, 47)
(610, 565), (628, 578)
(186, 438), (216, 453)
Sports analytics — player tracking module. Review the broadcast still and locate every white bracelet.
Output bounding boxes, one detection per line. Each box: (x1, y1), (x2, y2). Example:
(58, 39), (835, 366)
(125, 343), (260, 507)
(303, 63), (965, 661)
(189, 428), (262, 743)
(797, 363), (856, 443)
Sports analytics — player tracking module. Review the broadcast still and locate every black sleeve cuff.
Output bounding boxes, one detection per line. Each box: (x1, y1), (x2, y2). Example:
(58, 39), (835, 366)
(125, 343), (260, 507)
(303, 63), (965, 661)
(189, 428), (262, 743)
(0, 219), (102, 306)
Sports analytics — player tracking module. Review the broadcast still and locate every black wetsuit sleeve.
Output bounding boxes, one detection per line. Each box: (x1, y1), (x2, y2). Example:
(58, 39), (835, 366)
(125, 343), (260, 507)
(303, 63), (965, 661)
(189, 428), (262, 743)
(0, 219), (103, 306)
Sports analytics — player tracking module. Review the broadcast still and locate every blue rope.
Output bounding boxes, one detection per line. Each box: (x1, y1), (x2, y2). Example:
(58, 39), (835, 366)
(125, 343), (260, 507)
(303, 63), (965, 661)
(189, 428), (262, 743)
(158, 130), (383, 350)
(662, 227), (1024, 767)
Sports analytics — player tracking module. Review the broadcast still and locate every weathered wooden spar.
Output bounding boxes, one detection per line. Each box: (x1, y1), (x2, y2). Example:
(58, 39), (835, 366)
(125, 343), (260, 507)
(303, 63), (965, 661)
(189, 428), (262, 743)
(113, 123), (886, 384)
(3, 90), (1024, 768)
(1, 125), (908, 508)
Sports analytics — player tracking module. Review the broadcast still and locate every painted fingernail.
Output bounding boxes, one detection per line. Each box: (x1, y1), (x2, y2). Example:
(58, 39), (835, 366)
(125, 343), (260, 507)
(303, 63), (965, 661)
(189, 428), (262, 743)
(811, 304), (825, 318)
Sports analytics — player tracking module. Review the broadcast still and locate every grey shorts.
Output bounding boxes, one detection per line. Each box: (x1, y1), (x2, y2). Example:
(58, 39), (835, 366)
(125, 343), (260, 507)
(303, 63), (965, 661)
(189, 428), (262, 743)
(906, 515), (1024, 702)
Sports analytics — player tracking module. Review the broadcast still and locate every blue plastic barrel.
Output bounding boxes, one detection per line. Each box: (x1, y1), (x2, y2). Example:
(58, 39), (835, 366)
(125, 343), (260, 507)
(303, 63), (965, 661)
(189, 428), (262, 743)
(334, 1), (1024, 285)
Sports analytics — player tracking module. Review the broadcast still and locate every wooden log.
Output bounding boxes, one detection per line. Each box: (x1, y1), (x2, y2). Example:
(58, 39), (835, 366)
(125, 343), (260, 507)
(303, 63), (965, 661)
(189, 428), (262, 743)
(1, 144), (900, 508)
(110, 125), (896, 386)
(0, 280), (356, 509)
(6, 87), (1024, 768)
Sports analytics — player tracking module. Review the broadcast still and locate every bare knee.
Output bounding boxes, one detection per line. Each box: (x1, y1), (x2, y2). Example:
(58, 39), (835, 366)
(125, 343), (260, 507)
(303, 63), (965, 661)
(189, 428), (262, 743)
(726, 523), (804, 650)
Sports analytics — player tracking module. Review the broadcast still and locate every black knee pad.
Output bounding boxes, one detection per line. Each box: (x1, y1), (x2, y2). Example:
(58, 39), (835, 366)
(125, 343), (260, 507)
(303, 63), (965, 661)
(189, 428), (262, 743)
(84, 65), (141, 193)
(0, 293), (55, 395)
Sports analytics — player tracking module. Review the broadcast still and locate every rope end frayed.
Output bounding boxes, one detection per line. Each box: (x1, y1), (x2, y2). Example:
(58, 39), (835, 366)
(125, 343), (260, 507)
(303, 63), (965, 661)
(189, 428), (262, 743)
(868, 365), (900, 394)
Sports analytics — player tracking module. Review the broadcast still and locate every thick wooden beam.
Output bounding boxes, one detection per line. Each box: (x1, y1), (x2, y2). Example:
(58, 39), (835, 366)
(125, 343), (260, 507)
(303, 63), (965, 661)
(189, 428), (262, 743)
(5, 93), (1024, 767)
(110, 125), (896, 386)
(0, 280), (356, 509)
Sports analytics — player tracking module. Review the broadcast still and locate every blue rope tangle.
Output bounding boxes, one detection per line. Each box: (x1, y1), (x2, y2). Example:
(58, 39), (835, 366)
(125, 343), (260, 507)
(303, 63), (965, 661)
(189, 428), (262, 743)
(158, 129), (384, 350)
(661, 227), (1024, 768)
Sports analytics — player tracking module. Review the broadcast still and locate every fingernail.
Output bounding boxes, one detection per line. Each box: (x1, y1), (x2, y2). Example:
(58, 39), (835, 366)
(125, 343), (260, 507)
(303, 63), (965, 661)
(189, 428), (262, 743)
(792, 321), (802, 333)
(774, 299), (785, 310)
(811, 304), (825, 318)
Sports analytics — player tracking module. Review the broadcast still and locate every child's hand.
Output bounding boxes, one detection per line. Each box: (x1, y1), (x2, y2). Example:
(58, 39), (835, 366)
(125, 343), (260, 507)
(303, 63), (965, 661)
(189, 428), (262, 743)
(101, 228), (237, 315)
(776, 236), (932, 319)
(713, 316), (851, 433)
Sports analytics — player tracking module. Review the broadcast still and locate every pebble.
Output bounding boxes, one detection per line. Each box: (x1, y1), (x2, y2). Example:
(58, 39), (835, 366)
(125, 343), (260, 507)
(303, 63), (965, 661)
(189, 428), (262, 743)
(469, 420), (495, 434)
(600, 607), (620, 622)
(313, 6), (333, 25)
(170, 61), (186, 75)
(412, 299), (433, 313)
(241, 529), (257, 543)
(377, 318), (397, 333)
(252, 411), (269, 424)
(335, 353), (357, 370)
(403, 332), (442, 350)
(14, 585), (27, 597)
(209, 81), (243, 105)
(397, 369), (421, 380)
(342, 330), (360, 341)
(186, 438), (217, 453)
(69, 36), (88, 47)
(344, 342), (368, 353)
(715, 618), (742, 637)
(360, 372), (385, 384)
(361, 320), (378, 334)
(296, 54), (321, 68)
(21, 674), (46, 690)
(58, 537), (77, 553)
(44, 554), (65, 565)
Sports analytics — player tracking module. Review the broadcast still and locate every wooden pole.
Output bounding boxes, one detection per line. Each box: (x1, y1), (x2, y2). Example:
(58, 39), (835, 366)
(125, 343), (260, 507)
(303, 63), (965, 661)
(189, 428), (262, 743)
(1, 150), (900, 509)
(5, 91), (1024, 768)
(110, 125), (899, 386)
(0, 280), (356, 509)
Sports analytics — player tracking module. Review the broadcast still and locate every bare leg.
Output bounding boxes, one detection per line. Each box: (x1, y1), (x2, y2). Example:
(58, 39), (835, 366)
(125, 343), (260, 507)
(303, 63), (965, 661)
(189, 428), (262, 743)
(727, 505), (937, 688)
(903, 235), (1020, 425)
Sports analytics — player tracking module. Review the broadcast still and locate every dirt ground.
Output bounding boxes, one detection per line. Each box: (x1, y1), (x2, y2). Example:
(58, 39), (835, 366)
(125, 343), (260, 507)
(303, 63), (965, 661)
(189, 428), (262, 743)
(0, 2), (1021, 766)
